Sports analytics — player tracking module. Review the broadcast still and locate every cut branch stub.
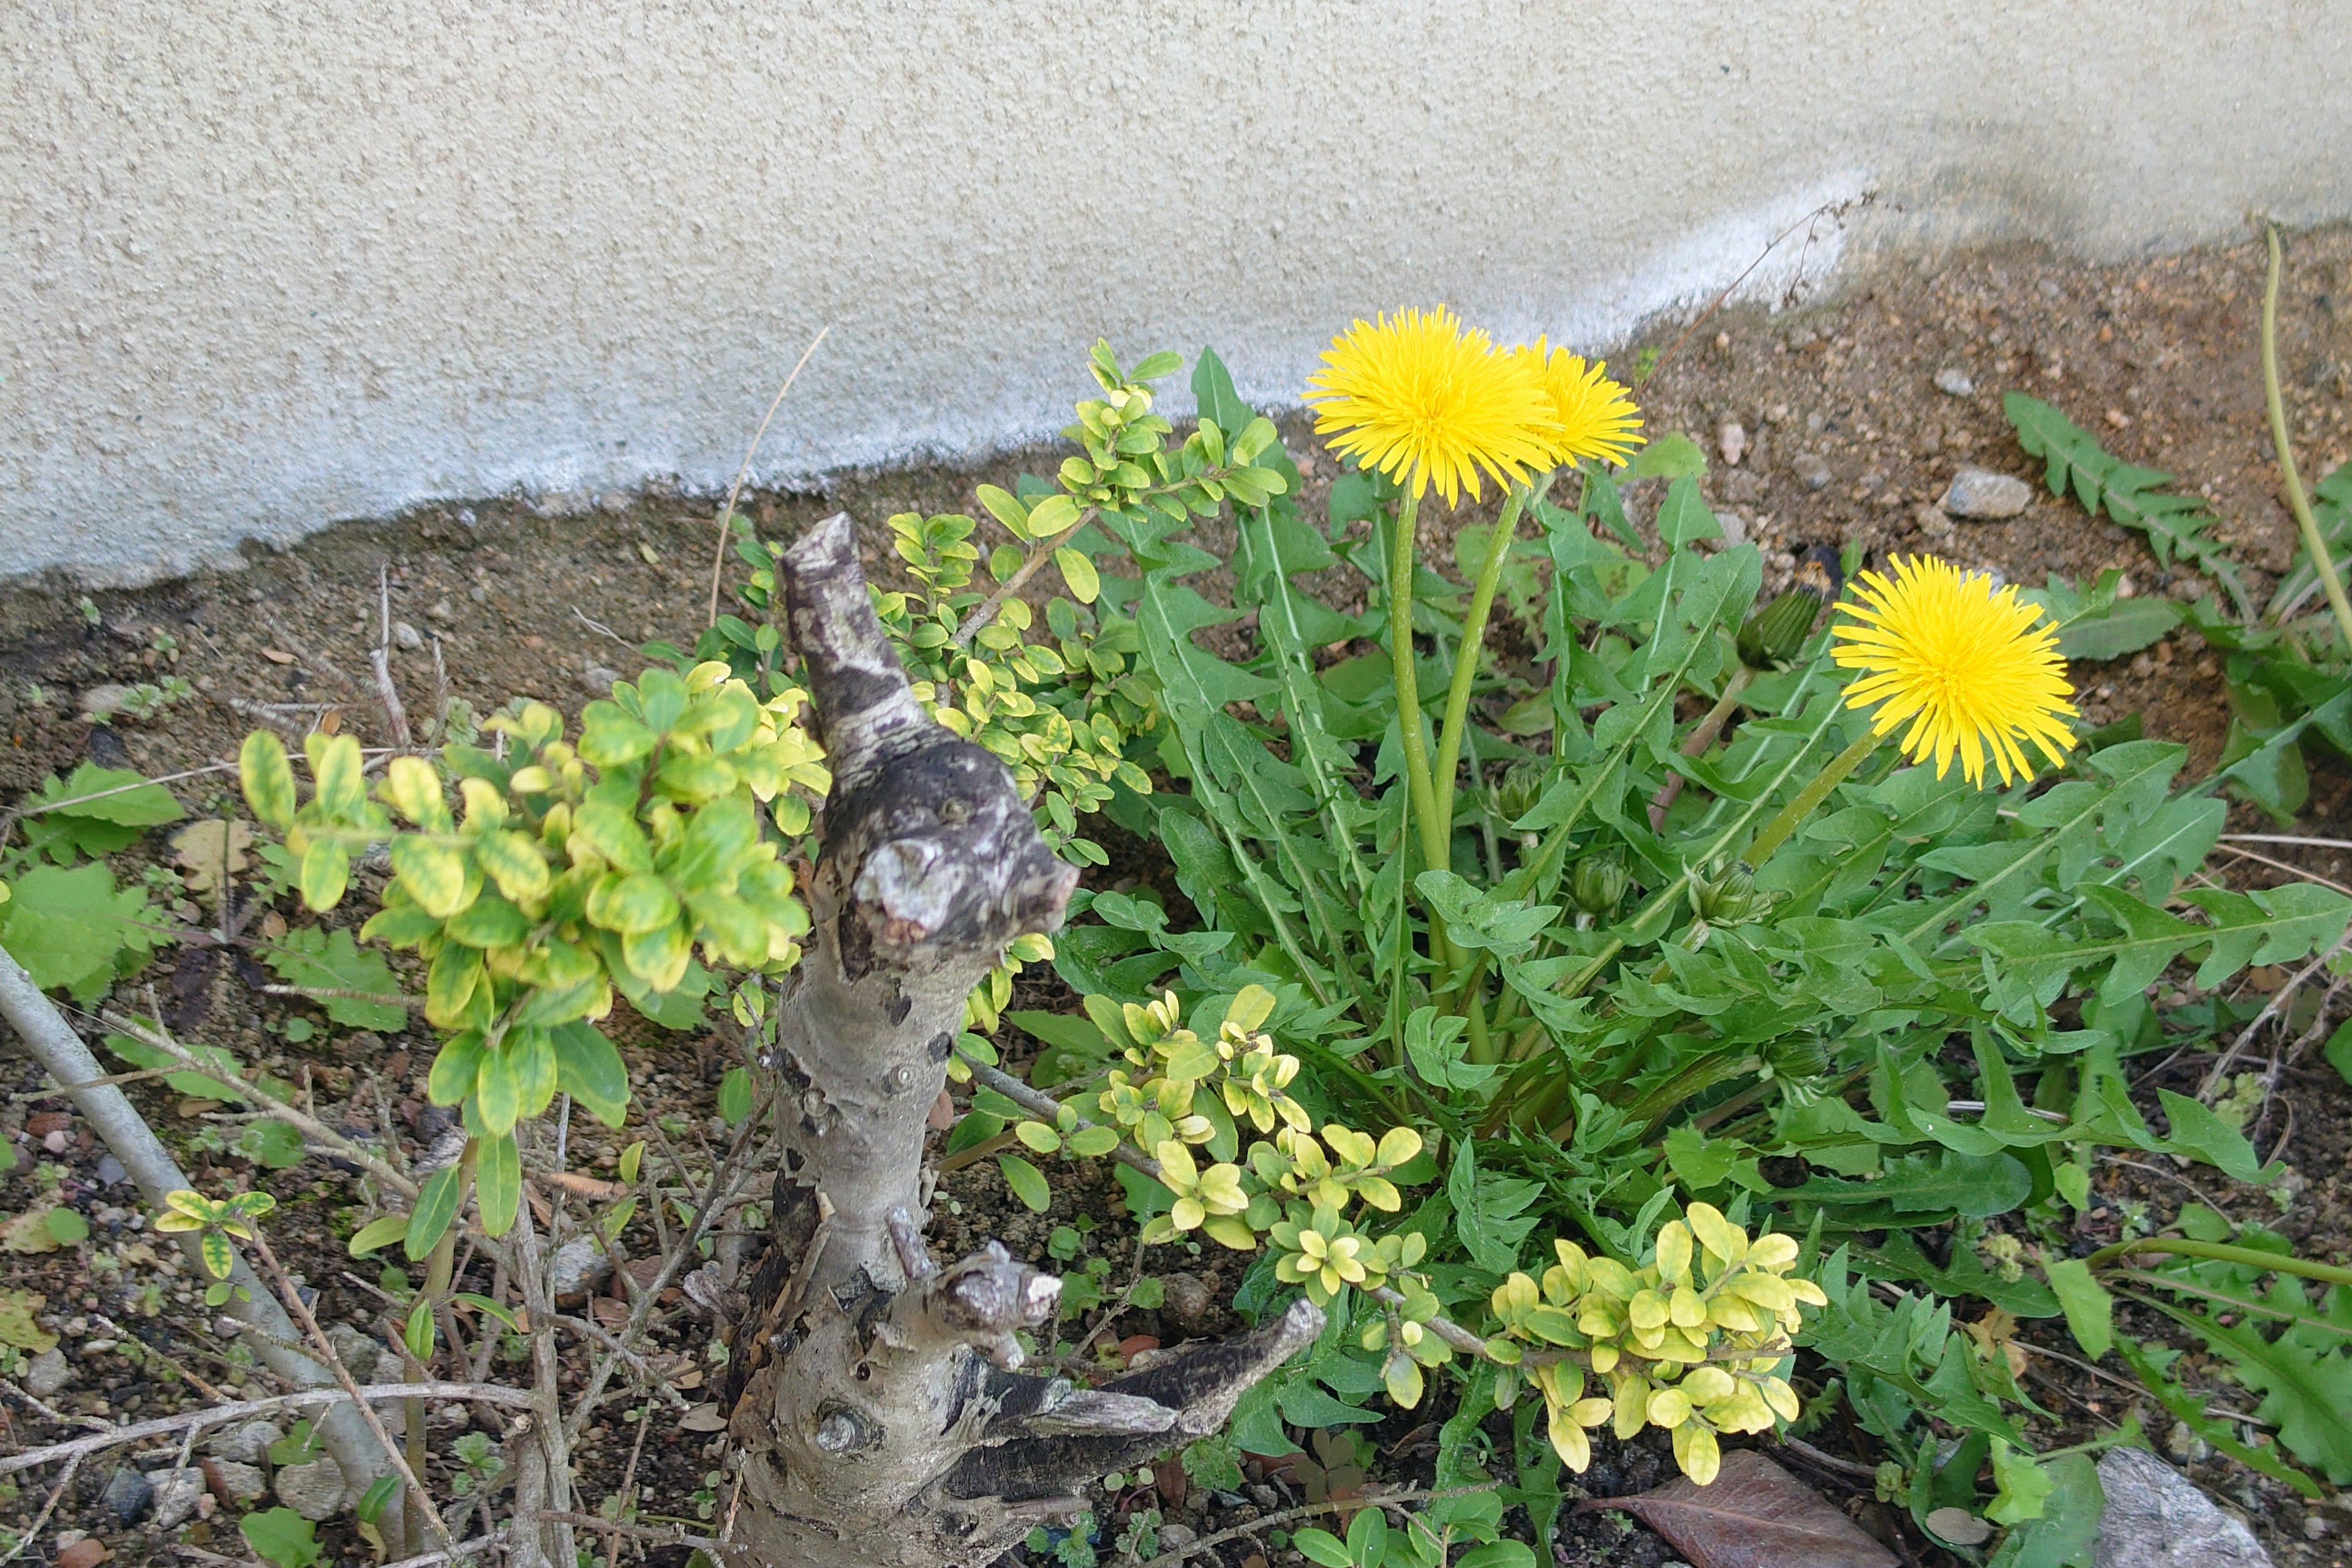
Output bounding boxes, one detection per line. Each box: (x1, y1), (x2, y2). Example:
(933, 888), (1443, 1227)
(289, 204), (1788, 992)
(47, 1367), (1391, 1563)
(716, 511), (1319, 1568)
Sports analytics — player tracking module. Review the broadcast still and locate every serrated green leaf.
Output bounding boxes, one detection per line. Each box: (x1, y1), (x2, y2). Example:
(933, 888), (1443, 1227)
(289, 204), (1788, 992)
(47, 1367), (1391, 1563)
(2042, 1257), (2112, 1360)
(263, 926), (407, 1030)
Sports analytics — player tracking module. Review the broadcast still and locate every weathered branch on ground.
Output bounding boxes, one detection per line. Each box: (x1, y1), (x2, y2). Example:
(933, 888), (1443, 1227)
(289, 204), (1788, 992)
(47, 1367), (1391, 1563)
(710, 511), (1322, 1568)
(0, 946), (409, 1544)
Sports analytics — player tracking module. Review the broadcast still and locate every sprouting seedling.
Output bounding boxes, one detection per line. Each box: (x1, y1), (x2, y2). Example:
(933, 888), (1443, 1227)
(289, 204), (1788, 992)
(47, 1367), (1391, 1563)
(155, 1188), (277, 1305)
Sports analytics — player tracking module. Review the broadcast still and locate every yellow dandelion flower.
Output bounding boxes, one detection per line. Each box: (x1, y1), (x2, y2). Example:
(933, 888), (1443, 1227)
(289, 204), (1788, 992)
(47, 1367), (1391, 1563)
(1831, 554), (2079, 787)
(1507, 337), (1643, 468)
(1305, 307), (1557, 506)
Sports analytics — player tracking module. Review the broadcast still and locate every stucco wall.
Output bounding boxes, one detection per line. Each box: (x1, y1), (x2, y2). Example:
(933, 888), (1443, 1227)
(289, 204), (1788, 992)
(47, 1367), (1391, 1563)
(6, 1), (2350, 586)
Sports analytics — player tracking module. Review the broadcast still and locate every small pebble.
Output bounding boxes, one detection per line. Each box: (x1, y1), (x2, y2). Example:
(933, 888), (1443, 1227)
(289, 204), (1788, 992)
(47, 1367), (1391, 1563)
(1790, 452), (1833, 492)
(1934, 367), (1975, 397)
(101, 1464), (154, 1526)
(1159, 1525), (1199, 1549)
(94, 1156), (126, 1187)
(551, 1235), (614, 1304)
(1940, 466), (2033, 519)
(392, 620), (423, 650)
(209, 1419), (283, 1466)
(1714, 510), (1749, 547)
(25, 1347), (72, 1398)
(581, 663), (622, 696)
(76, 684), (132, 720)
(274, 1456), (348, 1521)
(150, 1468), (208, 1531)
(209, 1459), (268, 1504)
(1717, 420), (1747, 467)
(2166, 1421), (2213, 1464)
(428, 598), (456, 622)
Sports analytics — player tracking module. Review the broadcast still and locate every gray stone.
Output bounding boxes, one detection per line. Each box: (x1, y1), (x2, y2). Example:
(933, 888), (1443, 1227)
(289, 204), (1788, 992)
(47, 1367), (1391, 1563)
(94, 1155), (126, 1186)
(1714, 510), (1750, 548)
(1934, 367), (1976, 397)
(77, 684), (134, 719)
(326, 1322), (382, 1379)
(428, 597), (456, 622)
(1941, 466), (2034, 519)
(581, 662), (623, 696)
(550, 1235), (613, 1303)
(1158, 1524), (1199, 1550)
(151, 1467), (208, 1531)
(102, 1464), (154, 1525)
(1791, 452), (1833, 491)
(209, 1418), (283, 1465)
(274, 1456), (349, 1521)
(2094, 1446), (2269, 1568)
(392, 620), (423, 650)
(211, 1460), (268, 1504)
(24, 1346), (70, 1397)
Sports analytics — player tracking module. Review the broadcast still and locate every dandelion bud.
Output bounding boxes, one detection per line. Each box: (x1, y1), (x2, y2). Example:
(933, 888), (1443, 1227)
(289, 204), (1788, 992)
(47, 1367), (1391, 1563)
(1762, 1034), (1829, 1079)
(1691, 861), (1764, 925)
(1737, 586), (1824, 668)
(1570, 849), (1629, 915)
(1498, 758), (1551, 824)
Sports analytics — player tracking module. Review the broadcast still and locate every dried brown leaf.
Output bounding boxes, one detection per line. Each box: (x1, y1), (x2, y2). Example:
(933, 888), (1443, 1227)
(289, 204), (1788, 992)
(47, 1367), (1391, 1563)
(170, 818), (252, 899)
(1599, 1450), (1898, 1568)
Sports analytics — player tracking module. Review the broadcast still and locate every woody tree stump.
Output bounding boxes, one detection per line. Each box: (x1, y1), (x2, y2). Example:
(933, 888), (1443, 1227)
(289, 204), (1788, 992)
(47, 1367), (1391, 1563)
(712, 512), (1321, 1568)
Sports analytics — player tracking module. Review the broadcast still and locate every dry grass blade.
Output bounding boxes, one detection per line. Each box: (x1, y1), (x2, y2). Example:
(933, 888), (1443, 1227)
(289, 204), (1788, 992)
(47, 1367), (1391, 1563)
(706, 325), (831, 627)
(1592, 1450), (1897, 1568)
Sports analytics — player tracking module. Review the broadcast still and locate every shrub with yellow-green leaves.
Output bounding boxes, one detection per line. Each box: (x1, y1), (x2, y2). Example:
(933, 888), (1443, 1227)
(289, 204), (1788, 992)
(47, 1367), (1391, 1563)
(998, 986), (1830, 1485)
(1007, 987), (1423, 1287)
(873, 510), (1155, 869)
(1479, 1205), (1824, 1484)
(236, 661), (826, 1245)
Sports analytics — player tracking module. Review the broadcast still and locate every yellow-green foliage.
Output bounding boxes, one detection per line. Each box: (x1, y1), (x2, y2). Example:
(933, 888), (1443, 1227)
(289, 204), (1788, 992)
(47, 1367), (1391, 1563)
(1480, 1206), (1823, 1484)
(238, 662), (827, 1154)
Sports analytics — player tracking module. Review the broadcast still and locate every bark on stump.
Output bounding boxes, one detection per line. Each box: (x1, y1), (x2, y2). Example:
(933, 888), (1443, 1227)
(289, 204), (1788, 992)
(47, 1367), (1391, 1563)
(714, 513), (1321, 1568)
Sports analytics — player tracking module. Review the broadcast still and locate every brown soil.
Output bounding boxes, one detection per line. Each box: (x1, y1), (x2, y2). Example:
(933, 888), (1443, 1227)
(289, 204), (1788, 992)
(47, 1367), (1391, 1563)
(6, 226), (2352, 1567)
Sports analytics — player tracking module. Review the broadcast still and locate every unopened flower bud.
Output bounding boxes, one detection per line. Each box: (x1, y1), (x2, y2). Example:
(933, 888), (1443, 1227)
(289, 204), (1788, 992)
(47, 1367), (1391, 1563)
(1570, 850), (1629, 916)
(1736, 587), (1824, 668)
(1498, 759), (1550, 824)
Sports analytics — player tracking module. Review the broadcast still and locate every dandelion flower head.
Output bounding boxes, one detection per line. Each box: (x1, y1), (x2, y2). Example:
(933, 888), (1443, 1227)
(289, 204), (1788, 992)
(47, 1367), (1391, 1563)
(1305, 307), (1557, 506)
(1831, 554), (2079, 787)
(1506, 337), (1643, 469)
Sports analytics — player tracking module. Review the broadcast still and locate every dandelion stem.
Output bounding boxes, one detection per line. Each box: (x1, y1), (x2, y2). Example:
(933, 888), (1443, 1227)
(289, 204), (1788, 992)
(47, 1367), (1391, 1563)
(2262, 224), (2352, 657)
(1743, 725), (1880, 870)
(1433, 484), (1531, 837)
(1389, 493), (1456, 981)
(1390, 494), (1448, 872)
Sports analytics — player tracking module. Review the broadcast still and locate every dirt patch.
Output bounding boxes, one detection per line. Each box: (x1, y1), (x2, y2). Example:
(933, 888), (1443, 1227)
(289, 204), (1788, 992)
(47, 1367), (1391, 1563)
(6, 227), (2352, 1566)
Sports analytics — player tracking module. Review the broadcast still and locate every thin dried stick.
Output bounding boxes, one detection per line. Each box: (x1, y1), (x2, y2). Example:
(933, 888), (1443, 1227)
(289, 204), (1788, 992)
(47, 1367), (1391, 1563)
(562, 1101), (775, 1444)
(371, 564), (413, 748)
(606, 1402), (657, 1568)
(0, 1382), (532, 1476)
(0, 1455), (82, 1567)
(99, 1009), (417, 1198)
(707, 325), (832, 627)
(248, 1230), (456, 1552)
(2198, 927), (2352, 1099)
(2214, 842), (2352, 897)
(535, 1512), (723, 1553)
